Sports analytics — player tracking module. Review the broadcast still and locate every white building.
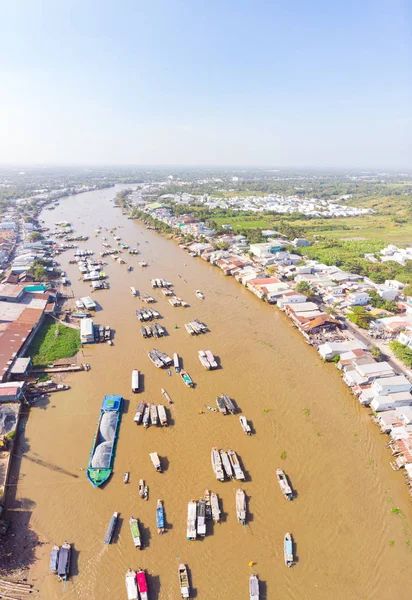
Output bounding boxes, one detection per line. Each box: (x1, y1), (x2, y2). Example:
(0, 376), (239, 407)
(347, 291), (370, 306)
(371, 392), (412, 413)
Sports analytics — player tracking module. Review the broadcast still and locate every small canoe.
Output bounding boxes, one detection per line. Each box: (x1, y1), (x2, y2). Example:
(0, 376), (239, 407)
(123, 471), (130, 483)
(276, 468), (293, 500)
(211, 447), (224, 481)
(104, 511), (119, 544)
(156, 499), (165, 534)
(49, 545), (59, 572)
(129, 516), (142, 549)
(139, 479), (148, 500)
(195, 290), (205, 299)
(236, 489), (246, 525)
(180, 370), (194, 387)
(228, 449), (245, 481)
(178, 563), (190, 598)
(284, 533), (294, 567)
(239, 415), (252, 434)
(149, 452), (162, 472)
(161, 388), (173, 404)
(211, 492), (220, 522)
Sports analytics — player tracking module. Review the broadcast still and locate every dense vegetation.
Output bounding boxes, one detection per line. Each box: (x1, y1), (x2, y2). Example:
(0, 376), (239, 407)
(347, 306), (375, 329)
(28, 317), (81, 367)
(388, 341), (412, 368)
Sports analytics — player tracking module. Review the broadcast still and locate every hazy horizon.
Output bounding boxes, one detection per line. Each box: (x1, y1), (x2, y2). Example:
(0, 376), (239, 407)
(1, 1), (410, 169)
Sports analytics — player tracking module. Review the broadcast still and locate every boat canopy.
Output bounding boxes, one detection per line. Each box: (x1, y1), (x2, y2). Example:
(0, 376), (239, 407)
(137, 571), (148, 592)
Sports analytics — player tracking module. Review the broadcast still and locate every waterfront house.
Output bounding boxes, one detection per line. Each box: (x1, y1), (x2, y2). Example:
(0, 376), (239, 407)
(371, 375), (412, 397)
(371, 392), (412, 413)
(277, 293), (307, 309)
(318, 339), (367, 360)
(343, 361), (394, 387)
(80, 318), (95, 344)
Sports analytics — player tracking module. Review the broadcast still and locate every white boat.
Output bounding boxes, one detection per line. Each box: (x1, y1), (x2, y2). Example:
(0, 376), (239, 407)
(139, 479), (148, 500)
(149, 452), (162, 472)
(198, 350), (211, 370)
(158, 404), (168, 426)
(205, 350), (217, 369)
(123, 471), (130, 483)
(236, 489), (246, 525)
(134, 402), (146, 424)
(228, 449), (245, 481)
(210, 492), (220, 522)
(187, 501), (197, 540)
(142, 404), (150, 427)
(211, 447), (224, 481)
(150, 404), (158, 426)
(130, 286), (137, 296)
(195, 290), (205, 299)
(173, 352), (181, 373)
(276, 468), (293, 500)
(239, 415), (252, 435)
(178, 563), (190, 599)
(125, 569), (138, 600)
(220, 450), (233, 479)
(197, 499), (206, 537)
(132, 369), (140, 393)
(284, 533), (294, 567)
(249, 574), (259, 600)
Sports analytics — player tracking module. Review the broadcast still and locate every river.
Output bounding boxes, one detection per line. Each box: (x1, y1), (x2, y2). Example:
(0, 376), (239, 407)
(14, 186), (412, 598)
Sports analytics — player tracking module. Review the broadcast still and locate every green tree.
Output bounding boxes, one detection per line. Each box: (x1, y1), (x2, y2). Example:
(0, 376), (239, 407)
(403, 285), (412, 297)
(295, 281), (314, 298)
(388, 341), (412, 367)
(370, 345), (383, 361)
(347, 306), (375, 329)
(28, 231), (42, 242)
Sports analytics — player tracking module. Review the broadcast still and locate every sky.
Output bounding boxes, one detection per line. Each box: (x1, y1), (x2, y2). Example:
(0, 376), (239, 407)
(0, 0), (411, 168)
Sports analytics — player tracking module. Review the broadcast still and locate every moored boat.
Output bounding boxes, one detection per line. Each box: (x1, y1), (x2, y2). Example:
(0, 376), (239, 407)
(132, 369), (140, 393)
(156, 499), (165, 534)
(284, 533), (294, 567)
(197, 499), (206, 536)
(210, 492), (220, 522)
(57, 541), (71, 581)
(142, 404), (150, 428)
(211, 447), (224, 481)
(216, 396), (227, 415)
(220, 450), (233, 479)
(87, 395), (123, 488)
(239, 415), (252, 434)
(104, 511), (119, 544)
(125, 569), (138, 600)
(236, 489), (246, 525)
(178, 563), (190, 598)
(204, 489), (212, 520)
(276, 468), (293, 500)
(150, 404), (158, 426)
(149, 452), (162, 472)
(228, 449), (245, 481)
(222, 393), (235, 413)
(139, 479), (148, 500)
(124, 471), (130, 483)
(187, 500), (197, 540)
(158, 404), (168, 426)
(134, 402), (146, 424)
(173, 352), (181, 372)
(205, 350), (218, 369)
(198, 350), (210, 370)
(49, 545), (59, 573)
(180, 370), (194, 387)
(137, 569), (149, 600)
(129, 516), (142, 549)
(249, 574), (259, 600)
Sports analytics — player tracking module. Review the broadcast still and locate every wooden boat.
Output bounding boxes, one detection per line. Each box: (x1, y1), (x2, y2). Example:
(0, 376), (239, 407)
(239, 415), (252, 434)
(284, 533), (294, 567)
(161, 388), (173, 404)
(220, 450), (233, 479)
(130, 286), (137, 296)
(57, 541), (71, 581)
(276, 468), (293, 500)
(228, 449), (245, 481)
(211, 447), (224, 481)
(198, 350), (211, 370)
(104, 511), (118, 544)
(150, 404), (158, 426)
(185, 323), (195, 335)
(129, 516), (142, 549)
(136, 569), (148, 600)
(204, 405), (217, 412)
(216, 396), (227, 415)
(142, 404), (150, 428)
(236, 489), (246, 525)
(180, 371), (194, 387)
(249, 574), (259, 600)
(139, 479), (148, 500)
(153, 349), (173, 366)
(204, 489), (212, 520)
(187, 501), (197, 540)
(222, 394), (235, 413)
(87, 395), (123, 488)
(210, 492), (220, 522)
(195, 290), (205, 299)
(197, 499), (206, 536)
(173, 353), (181, 373)
(132, 369), (140, 393)
(158, 404), (168, 426)
(178, 563), (190, 598)
(123, 471), (130, 483)
(134, 402), (146, 424)
(149, 452), (162, 472)
(205, 350), (217, 369)
(49, 545), (59, 572)
(156, 499), (165, 534)
(148, 351), (163, 368)
(126, 569), (138, 600)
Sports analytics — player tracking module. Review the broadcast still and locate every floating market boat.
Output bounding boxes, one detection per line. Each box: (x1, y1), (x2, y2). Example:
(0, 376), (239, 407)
(195, 290), (205, 299)
(49, 545), (59, 573)
(57, 541), (71, 581)
(139, 479), (148, 500)
(222, 393), (235, 413)
(150, 404), (158, 426)
(149, 452), (162, 472)
(236, 489), (246, 525)
(211, 492), (220, 522)
(134, 402), (146, 424)
(161, 388), (173, 404)
(239, 415), (252, 434)
(158, 404), (168, 426)
(87, 395), (123, 488)
(173, 352), (181, 373)
(130, 286), (137, 296)
(197, 499), (206, 537)
(124, 471), (130, 483)
(142, 404), (150, 428)
(220, 450), (234, 479)
(125, 569), (138, 600)
(211, 447), (225, 481)
(129, 516), (142, 549)
(187, 501), (197, 540)
(249, 574), (259, 600)
(205, 350), (218, 369)
(156, 499), (165, 534)
(204, 489), (212, 520)
(148, 351), (164, 368)
(276, 468), (293, 500)
(180, 370), (194, 388)
(132, 370), (140, 393)
(198, 350), (210, 370)
(216, 396), (227, 415)
(228, 449), (245, 481)
(284, 533), (294, 567)
(137, 569), (148, 600)
(104, 512), (118, 544)
(178, 563), (190, 598)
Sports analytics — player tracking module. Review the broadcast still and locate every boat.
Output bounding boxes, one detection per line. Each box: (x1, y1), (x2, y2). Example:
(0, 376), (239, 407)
(130, 287), (137, 296)
(173, 353), (181, 373)
(205, 350), (218, 369)
(239, 415), (252, 434)
(153, 348), (173, 366)
(180, 371), (194, 387)
(204, 405), (217, 412)
(276, 468), (293, 500)
(197, 499), (206, 536)
(284, 533), (294, 567)
(104, 511), (119, 544)
(134, 402), (146, 424)
(198, 350), (211, 370)
(178, 563), (190, 599)
(187, 501), (197, 540)
(220, 450), (234, 479)
(136, 569), (148, 600)
(185, 323), (194, 335)
(216, 396), (227, 415)
(57, 541), (71, 581)
(148, 351), (164, 368)
(222, 394), (235, 413)
(132, 370), (140, 393)
(228, 449), (245, 481)
(204, 490), (212, 520)
(210, 492), (220, 522)
(140, 325), (147, 338)
(158, 405), (168, 426)
(87, 395), (123, 488)
(195, 290), (205, 299)
(150, 404), (158, 426)
(236, 489), (246, 525)
(211, 447), (224, 481)
(149, 452), (162, 472)
(129, 516), (142, 549)
(139, 479), (148, 500)
(142, 404), (150, 428)
(126, 569), (138, 600)
(156, 499), (165, 534)
(49, 545), (59, 572)
(249, 574), (259, 600)
(161, 388), (173, 404)
(124, 472), (130, 483)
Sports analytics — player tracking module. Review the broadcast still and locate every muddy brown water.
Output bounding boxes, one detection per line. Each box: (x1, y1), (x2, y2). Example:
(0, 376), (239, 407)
(14, 187), (412, 598)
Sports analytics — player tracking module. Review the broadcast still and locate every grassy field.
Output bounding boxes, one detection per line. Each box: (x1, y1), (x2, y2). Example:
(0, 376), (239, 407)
(213, 215), (269, 229)
(27, 317), (81, 367)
